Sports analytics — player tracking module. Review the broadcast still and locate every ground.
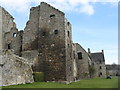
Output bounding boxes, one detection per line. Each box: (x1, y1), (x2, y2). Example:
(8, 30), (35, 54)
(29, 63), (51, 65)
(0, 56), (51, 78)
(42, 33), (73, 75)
(3, 77), (119, 88)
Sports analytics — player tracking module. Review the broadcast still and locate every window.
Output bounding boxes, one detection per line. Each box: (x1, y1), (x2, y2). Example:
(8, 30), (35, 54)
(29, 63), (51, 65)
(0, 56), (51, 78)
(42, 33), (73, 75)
(50, 14), (55, 18)
(67, 31), (70, 37)
(42, 32), (46, 36)
(54, 30), (58, 34)
(67, 22), (70, 26)
(100, 66), (102, 69)
(100, 72), (102, 75)
(68, 44), (69, 47)
(78, 52), (82, 59)
(13, 33), (17, 37)
(8, 44), (11, 49)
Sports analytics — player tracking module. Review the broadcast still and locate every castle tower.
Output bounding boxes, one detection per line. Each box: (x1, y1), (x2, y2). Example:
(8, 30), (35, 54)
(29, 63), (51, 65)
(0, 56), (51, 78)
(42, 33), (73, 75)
(22, 2), (74, 82)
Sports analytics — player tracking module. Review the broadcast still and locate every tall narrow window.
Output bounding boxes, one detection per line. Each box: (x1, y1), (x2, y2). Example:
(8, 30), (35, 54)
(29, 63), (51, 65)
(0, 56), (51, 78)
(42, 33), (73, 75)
(67, 31), (69, 37)
(100, 66), (102, 69)
(8, 44), (11, 49)
(78, 52), (82, 59)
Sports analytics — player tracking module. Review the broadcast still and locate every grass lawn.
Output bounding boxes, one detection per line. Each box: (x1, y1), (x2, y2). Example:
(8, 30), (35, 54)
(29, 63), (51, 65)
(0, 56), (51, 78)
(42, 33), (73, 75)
(3, 76), (118, 88)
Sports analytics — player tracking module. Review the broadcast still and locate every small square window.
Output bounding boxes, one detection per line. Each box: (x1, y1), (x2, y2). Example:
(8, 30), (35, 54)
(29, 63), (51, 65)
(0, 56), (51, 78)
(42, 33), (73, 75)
(54, 30), (58, 34)
(78, 52), (82, 59)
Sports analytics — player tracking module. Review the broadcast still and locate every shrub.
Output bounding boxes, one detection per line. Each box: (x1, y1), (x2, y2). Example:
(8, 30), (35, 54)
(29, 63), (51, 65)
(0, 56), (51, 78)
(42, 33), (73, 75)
(89, 65), (96, 78)
(33, 72), (44, 82)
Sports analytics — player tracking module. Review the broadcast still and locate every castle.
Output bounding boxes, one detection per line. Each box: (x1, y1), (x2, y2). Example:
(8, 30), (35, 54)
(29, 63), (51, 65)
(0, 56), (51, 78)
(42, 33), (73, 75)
(0, 2), (106, 86)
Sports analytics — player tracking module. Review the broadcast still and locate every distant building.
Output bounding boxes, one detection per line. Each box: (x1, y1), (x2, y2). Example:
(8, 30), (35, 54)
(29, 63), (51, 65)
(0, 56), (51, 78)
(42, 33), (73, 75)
(89, 49), (106, 78)
(106, 64), (120, 76)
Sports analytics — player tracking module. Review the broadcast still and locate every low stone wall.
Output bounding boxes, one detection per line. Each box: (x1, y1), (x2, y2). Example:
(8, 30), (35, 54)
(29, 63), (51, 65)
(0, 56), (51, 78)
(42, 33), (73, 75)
(0, 50), (34, 86)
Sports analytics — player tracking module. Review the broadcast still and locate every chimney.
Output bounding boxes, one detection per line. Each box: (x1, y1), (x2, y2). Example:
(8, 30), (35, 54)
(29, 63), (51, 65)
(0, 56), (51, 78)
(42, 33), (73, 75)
(88, 48), (91, 54)
(102, 50), (104, 54)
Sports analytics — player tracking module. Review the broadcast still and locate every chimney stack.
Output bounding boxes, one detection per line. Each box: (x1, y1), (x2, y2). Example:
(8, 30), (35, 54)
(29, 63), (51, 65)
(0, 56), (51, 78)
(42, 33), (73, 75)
(88, 48), (91, 54)
(102, 50), (104, 54)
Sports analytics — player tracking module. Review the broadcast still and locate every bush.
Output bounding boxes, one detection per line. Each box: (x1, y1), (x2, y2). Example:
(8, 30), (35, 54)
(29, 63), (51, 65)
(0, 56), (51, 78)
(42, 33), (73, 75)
(33, 72), (44, 82)
(89, 65), (96, 78)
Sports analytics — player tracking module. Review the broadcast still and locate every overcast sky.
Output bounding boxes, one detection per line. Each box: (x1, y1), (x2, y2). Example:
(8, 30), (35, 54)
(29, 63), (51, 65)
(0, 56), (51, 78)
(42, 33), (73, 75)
(0, 0), (118, 64)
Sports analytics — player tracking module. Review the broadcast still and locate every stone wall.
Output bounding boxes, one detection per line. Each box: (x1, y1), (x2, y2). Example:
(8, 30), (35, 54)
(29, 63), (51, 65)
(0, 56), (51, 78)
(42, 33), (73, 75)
(1, 8), (16, 50)
(38, 2), (66, 81)
(0, 7), (22, 56)
(0, 7), (2, 50)
(4, 28), (23, 56)
(22, 2), (74, 82)
(65, 18), (74, 82)
(73, 43), (90, 79)
(22, 6), (39, 51)
(0, 50), (34, 86)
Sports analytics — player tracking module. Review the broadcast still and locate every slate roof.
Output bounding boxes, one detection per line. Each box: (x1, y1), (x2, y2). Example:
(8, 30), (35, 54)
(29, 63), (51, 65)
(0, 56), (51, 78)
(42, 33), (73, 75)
(90, 52), (105, 62)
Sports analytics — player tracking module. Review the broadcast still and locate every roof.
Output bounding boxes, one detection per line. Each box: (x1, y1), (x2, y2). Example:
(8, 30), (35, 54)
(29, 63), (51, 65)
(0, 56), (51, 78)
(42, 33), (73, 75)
(90, 52), (105, 62)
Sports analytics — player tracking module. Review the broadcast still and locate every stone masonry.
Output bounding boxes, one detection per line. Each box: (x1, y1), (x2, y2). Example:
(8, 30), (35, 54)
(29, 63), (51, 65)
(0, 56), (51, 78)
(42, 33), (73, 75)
(0, 2), (107, 85)
(0, 50), (34, 86)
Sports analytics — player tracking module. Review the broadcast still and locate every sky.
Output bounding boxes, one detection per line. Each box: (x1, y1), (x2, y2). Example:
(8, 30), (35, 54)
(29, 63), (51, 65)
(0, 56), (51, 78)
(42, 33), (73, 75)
(0, 0), (118, 64)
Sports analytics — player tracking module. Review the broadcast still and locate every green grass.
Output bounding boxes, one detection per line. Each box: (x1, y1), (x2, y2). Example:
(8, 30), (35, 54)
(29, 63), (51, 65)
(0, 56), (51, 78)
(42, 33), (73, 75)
(3, 76), (118, 88)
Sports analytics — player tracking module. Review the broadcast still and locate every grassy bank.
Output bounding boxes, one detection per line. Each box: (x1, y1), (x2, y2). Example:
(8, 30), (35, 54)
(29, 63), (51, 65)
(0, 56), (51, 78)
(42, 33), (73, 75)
(3, 76), (118, 88)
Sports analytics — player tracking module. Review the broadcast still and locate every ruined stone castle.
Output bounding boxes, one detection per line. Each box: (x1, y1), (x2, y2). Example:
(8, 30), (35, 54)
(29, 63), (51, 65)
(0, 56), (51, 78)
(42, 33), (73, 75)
(0, 2), (106, 86)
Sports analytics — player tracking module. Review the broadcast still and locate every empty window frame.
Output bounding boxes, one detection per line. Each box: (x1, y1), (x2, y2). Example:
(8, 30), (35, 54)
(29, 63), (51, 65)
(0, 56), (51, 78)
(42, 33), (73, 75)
(67, 22), (70, 26)
(68, 44), (69, 47)
(54, 30), (58, 34)
(67, 31), (70, 37)
(77, 52), (82, 59)
(13, 33), (17, 37)
(8, 44), (11, 49)
(50, 14), (55, 18)
(100, 72), (102, 75)
(100, 66), (102, 69)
